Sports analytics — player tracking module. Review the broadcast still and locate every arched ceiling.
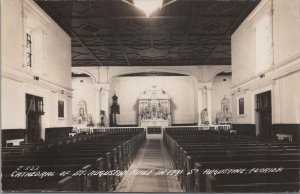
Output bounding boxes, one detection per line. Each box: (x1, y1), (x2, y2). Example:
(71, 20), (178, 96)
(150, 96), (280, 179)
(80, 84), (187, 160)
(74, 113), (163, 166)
(35, 0), (260, 67)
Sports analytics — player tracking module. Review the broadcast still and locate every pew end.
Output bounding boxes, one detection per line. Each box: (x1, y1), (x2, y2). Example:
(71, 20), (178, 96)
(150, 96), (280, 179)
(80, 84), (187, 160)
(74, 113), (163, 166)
(58, 176), (75, 191)
(193, 162), (202, 192)
(205, 174), (217, 192)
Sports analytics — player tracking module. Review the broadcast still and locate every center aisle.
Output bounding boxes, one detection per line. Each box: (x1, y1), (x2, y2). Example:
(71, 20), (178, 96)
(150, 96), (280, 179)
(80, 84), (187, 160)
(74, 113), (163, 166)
(116, 134), (183, 192)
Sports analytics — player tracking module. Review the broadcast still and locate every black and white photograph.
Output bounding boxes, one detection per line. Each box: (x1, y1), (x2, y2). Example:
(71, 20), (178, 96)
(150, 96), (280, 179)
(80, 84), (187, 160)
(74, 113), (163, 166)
(1, 0), (300, 192)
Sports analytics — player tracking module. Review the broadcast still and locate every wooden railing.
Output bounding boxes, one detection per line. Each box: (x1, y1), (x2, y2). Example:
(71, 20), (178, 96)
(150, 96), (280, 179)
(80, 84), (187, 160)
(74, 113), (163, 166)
(163, 125), (232, 132)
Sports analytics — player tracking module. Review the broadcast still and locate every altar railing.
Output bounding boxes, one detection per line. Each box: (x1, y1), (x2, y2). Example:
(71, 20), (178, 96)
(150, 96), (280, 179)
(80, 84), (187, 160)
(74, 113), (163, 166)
(73, 126), (146, 134)
(72, 124), (233, 136)
(163, 124), (233, 132)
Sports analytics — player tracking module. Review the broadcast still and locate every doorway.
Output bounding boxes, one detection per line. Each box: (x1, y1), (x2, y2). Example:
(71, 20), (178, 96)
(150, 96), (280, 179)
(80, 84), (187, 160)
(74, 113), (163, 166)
(26, 94), (44, 142)
(256, 91), (272, 139)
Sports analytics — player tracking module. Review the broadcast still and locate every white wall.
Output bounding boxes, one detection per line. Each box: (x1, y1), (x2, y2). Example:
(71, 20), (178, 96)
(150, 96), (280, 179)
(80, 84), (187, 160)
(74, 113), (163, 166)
(1, 77), (72, 139)
(1, 0), (23, 70)
(231, 0), (300, 126)
(231, 17), (256, 85)
(1, 0), (72, 88)
(273, 0), (300, 65)
(275, 71), (300, 123)
(72, 77), (97, 124)
(110, 76), (197, 125)
(232, 0), (300, 86)
(231, 91), (255, 124)
(1, 0), (72, 139)
(1, 78), (26, 129)
(211, 76), (232, 123)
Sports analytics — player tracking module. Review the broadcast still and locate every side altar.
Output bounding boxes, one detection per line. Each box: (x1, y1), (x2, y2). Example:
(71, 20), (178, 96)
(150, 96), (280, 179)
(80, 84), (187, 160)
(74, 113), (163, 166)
(138, 86), (171, 127)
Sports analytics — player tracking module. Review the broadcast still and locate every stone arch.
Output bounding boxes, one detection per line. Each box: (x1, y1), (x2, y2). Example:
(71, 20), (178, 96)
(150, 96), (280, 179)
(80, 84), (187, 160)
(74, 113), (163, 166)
(209, 67), (232, 82)
(108, 67), (198, 84)
(72, 69), (97, 84)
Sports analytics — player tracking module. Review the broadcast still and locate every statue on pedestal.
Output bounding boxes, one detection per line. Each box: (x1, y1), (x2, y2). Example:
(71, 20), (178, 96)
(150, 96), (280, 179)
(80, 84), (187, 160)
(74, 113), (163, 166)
(73, 99), (93, 125)
(110, 94), (120, 127)
(215, 95), (232, 124)
(99, 110), (105, 126)
(201, 108), (209, 125)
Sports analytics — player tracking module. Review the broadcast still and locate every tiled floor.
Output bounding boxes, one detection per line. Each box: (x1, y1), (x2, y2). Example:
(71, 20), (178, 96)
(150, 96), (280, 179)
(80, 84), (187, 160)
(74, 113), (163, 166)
(116, 134), (183, 192)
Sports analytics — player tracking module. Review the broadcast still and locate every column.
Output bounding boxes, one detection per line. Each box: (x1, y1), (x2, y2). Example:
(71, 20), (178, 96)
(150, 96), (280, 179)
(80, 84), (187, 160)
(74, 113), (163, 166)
(197, 82), (213, 125)
(95, 84), (101, 126)
(206, 86), (212, 124)
(99, 83), (111, 127)
(197, 87), (203, 125)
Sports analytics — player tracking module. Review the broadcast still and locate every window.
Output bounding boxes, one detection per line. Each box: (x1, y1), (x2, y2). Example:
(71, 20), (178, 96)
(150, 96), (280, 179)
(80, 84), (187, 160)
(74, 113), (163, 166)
(58, 100), (65, 119)
(238, 98), (245, 115)
(22, 1), (50, 74)
(26, 94), (44, 115)
(256, 91), (271, 111)
(25, 32), (33, 68)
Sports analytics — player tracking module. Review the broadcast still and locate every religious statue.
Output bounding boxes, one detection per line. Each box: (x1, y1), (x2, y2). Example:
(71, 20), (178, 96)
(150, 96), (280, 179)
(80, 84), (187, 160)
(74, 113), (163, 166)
(99, 110), (105, 126)
(79, 107), (84, 117)
(157, 103), (163, 119)
(215, 95), (232, 124)
(201, 108), (209, 125)
(162, 108), (168, 120)
(73, 99), (93, 125)
(110, 94), (120, 126)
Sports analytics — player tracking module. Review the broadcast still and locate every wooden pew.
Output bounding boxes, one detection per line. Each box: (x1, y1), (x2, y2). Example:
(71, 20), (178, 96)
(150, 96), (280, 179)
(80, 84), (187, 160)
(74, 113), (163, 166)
(2, 130), (146, 192)
(192, 160), (299, 192)
(163, 129), (300, 192)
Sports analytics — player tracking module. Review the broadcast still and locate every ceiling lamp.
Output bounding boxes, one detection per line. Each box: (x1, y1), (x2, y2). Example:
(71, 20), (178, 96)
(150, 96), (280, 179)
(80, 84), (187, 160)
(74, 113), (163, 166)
(133, 0), (163, 17)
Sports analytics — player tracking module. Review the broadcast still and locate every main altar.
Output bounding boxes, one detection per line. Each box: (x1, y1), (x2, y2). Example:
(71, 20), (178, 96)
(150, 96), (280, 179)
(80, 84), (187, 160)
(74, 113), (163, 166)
(138, 85), (171, 127)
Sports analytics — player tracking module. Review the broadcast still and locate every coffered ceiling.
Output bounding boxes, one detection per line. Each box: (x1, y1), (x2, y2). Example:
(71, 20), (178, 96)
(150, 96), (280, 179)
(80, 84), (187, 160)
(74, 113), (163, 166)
(35, 0), (260, 67)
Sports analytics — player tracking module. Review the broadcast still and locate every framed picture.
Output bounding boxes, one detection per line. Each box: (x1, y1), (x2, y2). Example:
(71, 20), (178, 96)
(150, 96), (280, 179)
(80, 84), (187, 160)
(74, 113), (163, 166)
(238, 98), (245, 115)
(58, 100), (65, 119)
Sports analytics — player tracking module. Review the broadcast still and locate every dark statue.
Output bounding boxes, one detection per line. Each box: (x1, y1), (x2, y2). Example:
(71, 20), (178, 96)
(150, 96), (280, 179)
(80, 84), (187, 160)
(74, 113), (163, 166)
(100, 110), (105, 126)
(110, 94), (120, 126)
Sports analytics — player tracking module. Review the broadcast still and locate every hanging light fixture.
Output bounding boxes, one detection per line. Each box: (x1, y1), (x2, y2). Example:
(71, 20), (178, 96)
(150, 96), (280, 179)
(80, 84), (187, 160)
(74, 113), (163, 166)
(133, 0), (163, 17)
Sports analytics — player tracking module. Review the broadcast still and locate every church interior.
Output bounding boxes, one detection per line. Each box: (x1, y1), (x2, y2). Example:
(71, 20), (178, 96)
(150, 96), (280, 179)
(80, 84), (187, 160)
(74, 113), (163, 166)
(1, 0), (300, 192)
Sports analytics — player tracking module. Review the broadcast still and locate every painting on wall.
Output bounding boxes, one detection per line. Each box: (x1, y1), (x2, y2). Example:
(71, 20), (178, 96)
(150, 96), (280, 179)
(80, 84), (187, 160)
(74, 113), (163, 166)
(58, 100), (64, 118)
(238, 98), (245, 115)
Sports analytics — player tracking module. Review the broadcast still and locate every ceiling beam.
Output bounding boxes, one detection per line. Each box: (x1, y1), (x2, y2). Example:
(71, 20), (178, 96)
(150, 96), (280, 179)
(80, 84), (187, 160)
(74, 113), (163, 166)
(202, 2), (257, 65)
(72, 62), (231, 67)
(39, 2), (105, 66)
(72, 57), (230, 62)
(101, 0), (131, 66)
(176, 1), (197, 65)
(75, 33), (228, 38)
(72, 31), (232, 39)
(71, 42), (231, 47)
(63, 15), (237, 20)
